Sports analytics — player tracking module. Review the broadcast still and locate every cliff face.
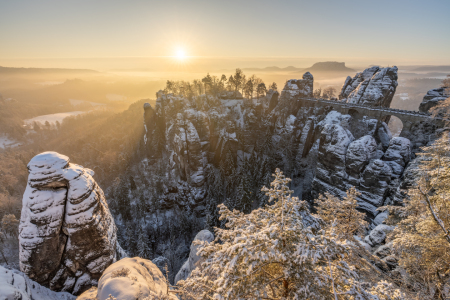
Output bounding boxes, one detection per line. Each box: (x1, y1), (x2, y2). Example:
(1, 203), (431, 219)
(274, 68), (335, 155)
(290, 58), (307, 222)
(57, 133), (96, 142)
(19, 152), (119, 295)
(138, 69), (434, 224)
(339, 66), (398, 107)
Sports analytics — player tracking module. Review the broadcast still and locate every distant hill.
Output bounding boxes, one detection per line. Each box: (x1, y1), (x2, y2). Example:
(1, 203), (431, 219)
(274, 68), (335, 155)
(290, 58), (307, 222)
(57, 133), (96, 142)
(301, 61), (354, 73)
(0, 66), (99, 74)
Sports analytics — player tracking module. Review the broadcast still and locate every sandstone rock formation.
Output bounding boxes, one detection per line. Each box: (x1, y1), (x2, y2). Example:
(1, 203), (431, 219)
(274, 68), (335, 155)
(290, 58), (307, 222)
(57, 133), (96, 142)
(419, 86), (450, 112)
(174, 229), (214, 284)
(309, 110), (412, 218)
(77, 257), (177, 300)
(339, 66), (398, 107)
(280, 72), (314, 100)
(19, 152), (118, 295)
(0, 265), (75, 300)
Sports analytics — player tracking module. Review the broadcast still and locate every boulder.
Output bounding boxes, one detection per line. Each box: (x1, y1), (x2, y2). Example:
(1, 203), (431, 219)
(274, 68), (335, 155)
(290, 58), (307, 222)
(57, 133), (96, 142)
(346, 135), (377, 177)
(375, 122), (392, 151)
(174, 229), (214, 284)
(382, 137), (411, 167)
(359, 160), (393, 207)
(0, 265), (75, 300)
(339, 66), (398, 107)
(419, 87), (450, 112)
(83, 257), (177, 300)
(364, 224), (393, 247)
(19, 152), (118, 295)
(373, 242), (393, 259)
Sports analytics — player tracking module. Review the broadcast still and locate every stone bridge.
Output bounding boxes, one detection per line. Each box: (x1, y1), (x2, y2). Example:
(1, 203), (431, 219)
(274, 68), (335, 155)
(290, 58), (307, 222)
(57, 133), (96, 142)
(297, 97), (447, 139)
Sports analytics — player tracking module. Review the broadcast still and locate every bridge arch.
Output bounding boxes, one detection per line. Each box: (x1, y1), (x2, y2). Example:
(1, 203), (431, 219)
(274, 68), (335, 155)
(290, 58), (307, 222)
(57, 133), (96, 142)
(386, 115), (403, 137)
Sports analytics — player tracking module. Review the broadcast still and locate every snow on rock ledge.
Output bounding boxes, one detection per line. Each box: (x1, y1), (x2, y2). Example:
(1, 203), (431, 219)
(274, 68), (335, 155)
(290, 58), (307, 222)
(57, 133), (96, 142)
(78, 257), (177, 300)
(19, 152), (118, 295)
(174, 229), (214, 284)
(0, 265), (75, 300)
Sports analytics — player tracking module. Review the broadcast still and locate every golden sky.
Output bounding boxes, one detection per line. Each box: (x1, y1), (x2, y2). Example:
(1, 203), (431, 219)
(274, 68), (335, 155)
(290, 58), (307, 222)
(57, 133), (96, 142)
(1, 0), (449, 70)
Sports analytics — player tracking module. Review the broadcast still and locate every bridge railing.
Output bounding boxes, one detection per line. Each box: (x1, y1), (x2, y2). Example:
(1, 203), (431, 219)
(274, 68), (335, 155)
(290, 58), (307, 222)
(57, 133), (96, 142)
(297, 97), (433, 117)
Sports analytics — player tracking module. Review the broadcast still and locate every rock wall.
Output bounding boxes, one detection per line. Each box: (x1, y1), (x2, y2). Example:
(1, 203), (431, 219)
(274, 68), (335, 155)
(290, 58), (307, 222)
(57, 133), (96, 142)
(19, 152), (119, 295)
(339, 66), (398, 107)
(174, 229), (214, 284)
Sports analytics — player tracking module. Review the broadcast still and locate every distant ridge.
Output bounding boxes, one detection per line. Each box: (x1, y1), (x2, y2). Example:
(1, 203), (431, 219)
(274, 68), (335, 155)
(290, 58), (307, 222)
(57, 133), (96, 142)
(0, 66), (99, 74)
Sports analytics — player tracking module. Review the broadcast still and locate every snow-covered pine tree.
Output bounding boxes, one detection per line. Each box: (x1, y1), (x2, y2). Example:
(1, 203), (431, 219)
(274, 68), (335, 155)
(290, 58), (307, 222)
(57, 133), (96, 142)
(382, 133), (450, 299)
(316, 187), (368, 241)
(137, 226), (152, 259)
(178, 169), (404, 299)
(125, 223), (137, 255)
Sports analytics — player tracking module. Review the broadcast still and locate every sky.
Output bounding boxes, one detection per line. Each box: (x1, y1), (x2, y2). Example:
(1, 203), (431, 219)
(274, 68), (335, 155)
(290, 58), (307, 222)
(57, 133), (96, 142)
(0, 0), (449, 70)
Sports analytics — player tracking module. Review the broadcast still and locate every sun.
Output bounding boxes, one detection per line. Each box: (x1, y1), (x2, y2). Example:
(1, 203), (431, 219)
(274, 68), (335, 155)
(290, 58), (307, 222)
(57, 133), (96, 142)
(176, 48), (186, 60)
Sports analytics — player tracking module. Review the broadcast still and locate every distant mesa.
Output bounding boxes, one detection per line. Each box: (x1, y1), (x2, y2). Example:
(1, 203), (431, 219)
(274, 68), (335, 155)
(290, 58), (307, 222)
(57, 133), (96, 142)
(242, 62), (354, 73)
(302, 61), (355, 73)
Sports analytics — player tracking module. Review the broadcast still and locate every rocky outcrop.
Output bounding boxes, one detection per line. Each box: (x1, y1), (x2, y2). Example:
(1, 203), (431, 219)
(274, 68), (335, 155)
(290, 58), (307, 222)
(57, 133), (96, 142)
(310, 110), (412, 218)
(0, 265), (75, 300)
(19, 152), (118, 295)
(169, 113), (205, 186)
(281, 72), (314, 100)
(266, 89), (280, 111)
(339, 66), (398, 107)
(174, 229), (214, 284)
(419, 86), (450, 112)
(77, 257), (177, 300)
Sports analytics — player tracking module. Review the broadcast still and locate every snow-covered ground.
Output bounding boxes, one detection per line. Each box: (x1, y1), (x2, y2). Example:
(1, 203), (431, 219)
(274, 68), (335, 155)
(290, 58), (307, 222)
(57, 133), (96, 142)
(24, 111), (85, 125)
(0, 134), (21, 149)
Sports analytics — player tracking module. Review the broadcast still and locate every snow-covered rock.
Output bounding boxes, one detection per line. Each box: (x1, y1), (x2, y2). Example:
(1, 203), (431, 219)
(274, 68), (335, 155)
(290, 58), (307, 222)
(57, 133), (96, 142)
(309, 109), (412, 218)
(346, 135), (377, 178)
(281, 72), (314, 100)
(174, 229), (214, 284)
(78, 257), (177, 300)
(339, 66), (398, 107)
(0, 265), (75, 300)
(169, 114), (205, 186)
(364, 224), (393, 247)
(19, 152), (118, 295)
(419, 86), (450, 112)
(382, 137), (411, 168)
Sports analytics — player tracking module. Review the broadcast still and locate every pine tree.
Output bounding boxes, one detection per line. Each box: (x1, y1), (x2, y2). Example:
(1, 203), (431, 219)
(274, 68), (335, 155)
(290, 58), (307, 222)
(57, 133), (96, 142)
(137, 226), (152, 259)
(125, 223), (137, 255)
(316, 187), (368, 241)
(383, 134), (450, 299)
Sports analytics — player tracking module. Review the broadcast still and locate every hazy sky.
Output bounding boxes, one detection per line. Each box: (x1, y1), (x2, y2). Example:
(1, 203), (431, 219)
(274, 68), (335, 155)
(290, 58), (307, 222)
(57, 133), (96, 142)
(1, 0), (449, 68)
